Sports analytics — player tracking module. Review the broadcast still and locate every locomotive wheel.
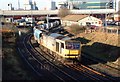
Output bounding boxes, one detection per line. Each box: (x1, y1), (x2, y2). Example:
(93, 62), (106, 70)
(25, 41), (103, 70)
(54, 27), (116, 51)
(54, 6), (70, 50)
(40, 45), (44, 51)
(42, 45), (45, 51)
(55, 55), (58, 60)
(61, 57), (65, 64)
(57, 55), (62, 61)
(49, 50), (53, 55)
(73, 60), (78, 65)
(77, 56), (81, 63)
(52, 52), (56, 58)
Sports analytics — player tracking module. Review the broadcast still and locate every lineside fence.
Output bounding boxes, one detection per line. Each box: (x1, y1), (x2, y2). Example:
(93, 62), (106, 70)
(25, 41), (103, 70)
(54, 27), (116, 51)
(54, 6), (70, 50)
(85, 27), (120, 35)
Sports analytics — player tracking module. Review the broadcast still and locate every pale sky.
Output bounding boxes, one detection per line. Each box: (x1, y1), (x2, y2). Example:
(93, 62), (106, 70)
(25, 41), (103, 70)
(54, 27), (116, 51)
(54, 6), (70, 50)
(0, 0), (67, 10)
(0, 0), (110, 10)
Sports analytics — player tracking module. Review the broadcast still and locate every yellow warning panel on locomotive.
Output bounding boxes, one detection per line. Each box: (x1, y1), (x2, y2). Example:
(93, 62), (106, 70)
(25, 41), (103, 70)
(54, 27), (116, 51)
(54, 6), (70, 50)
(69, 50), (79, 54)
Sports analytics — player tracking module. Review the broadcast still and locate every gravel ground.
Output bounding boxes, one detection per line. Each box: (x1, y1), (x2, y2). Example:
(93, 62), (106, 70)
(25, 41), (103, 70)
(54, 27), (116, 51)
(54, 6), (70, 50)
(2, 26), (36, 80)
(64, 26), (120, 79)
(89, 63), (120, 77)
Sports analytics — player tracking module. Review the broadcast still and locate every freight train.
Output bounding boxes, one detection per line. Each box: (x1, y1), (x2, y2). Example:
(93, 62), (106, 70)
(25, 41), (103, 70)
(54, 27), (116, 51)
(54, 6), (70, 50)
(38, 20), (60, 30)
(33, 27), (81, 63)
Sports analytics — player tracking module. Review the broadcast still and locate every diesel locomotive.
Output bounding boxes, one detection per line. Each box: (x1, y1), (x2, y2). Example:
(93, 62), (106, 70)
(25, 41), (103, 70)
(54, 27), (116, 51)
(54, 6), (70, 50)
(33, 27), (81, 63)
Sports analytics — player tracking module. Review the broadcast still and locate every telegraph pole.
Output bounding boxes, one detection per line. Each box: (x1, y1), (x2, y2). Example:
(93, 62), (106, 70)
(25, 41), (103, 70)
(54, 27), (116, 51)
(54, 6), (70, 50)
(46, 14), (49, 30)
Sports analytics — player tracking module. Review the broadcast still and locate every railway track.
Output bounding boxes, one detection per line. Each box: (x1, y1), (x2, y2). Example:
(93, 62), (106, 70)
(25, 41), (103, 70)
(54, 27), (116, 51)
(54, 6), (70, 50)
(17, 33), (81, 81)
(17, 26), (119, 81)
(29, 34), (93, 81)
(54, 26), (120, 80)
(66, 64), (105, 80)
(29, 34), (117, 81)
(66, 64), (118, 81)
(81, 55), (120, 80)
(17, 34), (62, 80)
(40, 26), (119, 81)
(82, 52), (120, 70)
(30, 36), (103, 81)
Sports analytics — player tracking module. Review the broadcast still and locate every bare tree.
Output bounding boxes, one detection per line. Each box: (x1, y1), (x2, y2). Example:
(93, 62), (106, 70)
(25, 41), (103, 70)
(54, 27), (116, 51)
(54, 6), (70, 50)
(58, 8), (70, 18)
(69, 24), (86, 34)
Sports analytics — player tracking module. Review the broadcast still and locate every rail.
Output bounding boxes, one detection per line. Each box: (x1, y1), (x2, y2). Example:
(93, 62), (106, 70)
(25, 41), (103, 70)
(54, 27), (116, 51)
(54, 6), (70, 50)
(30, 33), (116, 81)
(23, 33), (78, 81)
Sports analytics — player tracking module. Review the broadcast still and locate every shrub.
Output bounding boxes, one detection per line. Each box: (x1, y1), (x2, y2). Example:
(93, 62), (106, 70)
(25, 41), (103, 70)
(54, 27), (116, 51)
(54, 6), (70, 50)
(58, 8), (70, 18)
(69, 24), (86, 34)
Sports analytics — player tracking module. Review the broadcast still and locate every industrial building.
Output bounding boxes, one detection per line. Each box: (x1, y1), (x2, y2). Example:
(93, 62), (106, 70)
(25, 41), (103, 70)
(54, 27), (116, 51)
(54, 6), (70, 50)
(36, 0), (56, 10)
(114, 11), (120, 21)
(62, 15), (102, 27)
(67, 0), (119, 11)
(24, 0), (38, 10)
(58, 0), (120, 21)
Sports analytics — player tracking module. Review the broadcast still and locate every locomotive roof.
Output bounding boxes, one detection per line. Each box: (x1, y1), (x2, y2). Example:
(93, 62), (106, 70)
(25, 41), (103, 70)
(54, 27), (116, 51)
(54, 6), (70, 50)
(49, 33), (71, 41)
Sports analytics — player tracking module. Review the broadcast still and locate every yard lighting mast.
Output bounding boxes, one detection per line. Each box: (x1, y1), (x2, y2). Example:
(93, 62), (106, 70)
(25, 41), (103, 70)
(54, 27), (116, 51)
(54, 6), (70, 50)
(46, 14), (49, 30)
(105, 0), (114, 27)
(105, 2), (109, 27)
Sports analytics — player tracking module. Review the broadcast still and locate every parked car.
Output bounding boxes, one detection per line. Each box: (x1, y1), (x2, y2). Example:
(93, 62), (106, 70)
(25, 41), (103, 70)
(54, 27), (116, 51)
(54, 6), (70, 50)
(88, 25), (99, 29)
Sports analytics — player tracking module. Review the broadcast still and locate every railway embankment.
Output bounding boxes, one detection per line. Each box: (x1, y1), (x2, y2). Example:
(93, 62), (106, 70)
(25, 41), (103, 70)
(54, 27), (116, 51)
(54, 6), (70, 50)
(64, 26), (120, 78)
(2, 25), (36, 80)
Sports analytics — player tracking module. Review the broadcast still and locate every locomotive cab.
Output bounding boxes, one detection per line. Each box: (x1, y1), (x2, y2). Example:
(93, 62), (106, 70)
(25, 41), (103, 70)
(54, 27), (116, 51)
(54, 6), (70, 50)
(56, 39), (81, 61)
(64, 41), (81, 61)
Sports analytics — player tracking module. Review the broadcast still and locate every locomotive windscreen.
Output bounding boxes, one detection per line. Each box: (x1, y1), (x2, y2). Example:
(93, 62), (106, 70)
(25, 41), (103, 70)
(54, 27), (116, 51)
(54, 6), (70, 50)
(66, 42), (80, 49)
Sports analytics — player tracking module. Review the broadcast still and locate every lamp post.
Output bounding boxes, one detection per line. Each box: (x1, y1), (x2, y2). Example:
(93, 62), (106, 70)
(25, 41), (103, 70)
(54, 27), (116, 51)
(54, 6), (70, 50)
(105, 0), (113, 27)
(46, 14), (49, 30)
(105, 2), (109, 27)
(31, 10), (33, 27)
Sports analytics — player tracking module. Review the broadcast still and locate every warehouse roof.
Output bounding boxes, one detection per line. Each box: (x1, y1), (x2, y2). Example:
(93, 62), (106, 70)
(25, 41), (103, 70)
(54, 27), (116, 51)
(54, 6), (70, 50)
(62, 15), (89, 22)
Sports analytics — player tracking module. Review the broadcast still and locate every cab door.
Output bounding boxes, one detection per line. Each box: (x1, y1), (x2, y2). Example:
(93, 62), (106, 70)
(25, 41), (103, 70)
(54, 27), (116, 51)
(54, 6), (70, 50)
(60, 42), (64, 54)
(56, 42), (59, 53)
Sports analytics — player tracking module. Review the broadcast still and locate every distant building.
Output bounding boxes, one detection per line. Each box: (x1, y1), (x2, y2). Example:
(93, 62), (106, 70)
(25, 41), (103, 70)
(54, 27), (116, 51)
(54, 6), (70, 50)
(5, 17), (13, 22)
(67, 0), (120, 11)
(24, 0), (31, 10)
(62, 15), (102, 27)
(32, 0), (38, 10)
(114, 0), (120, 21)
(8, 3), (14, 10)
(24, 0), (38, 10)
(58, 1), (68, 9)
(43, 1), (56, 10)
(115, 0), (120, 12)
(114, 11), (120, 21)
(51, 1), (56, 10)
